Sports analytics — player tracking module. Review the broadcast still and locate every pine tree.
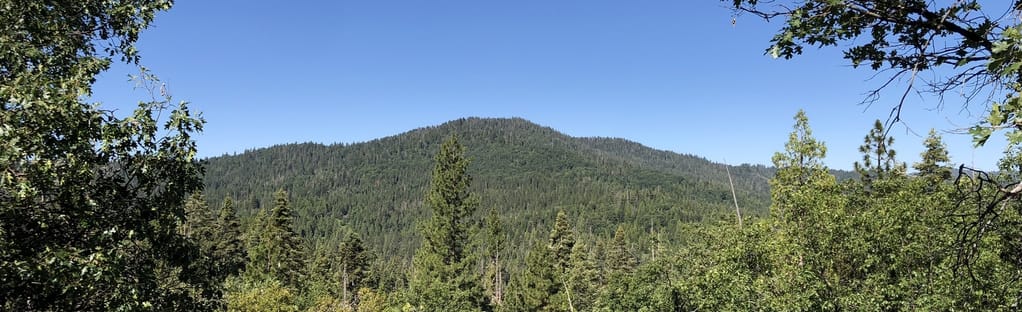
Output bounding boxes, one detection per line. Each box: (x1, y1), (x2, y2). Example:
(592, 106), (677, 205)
(483, 207), (507, 307)
(772, 110), (828, 186)
(215, 196), (247, 279)
(605, 225), (637, 276)
(183, 193), (216, 239)
(566, 241), (601, 312)
(854, 120), (906, 183)
(337, 229), (371, 306)
(914, 129), (952, 182)
(246, 189), (305, 288)
(548, 210), (575, 275)
(505, 242), (559, 312)
(305, 228), (371, 310)
(545, 210), (576, 311)
(179, 193), (225, 309)
(409, 135), (489, 311)
(770, 110), (834, 225)
(305, 245), (337, 309)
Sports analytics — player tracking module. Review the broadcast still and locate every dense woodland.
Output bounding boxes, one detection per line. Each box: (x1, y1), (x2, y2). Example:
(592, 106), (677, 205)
(202, 117), (789, 262)
(192, 113), (1022, 311)
(6, 0), (1022, 311)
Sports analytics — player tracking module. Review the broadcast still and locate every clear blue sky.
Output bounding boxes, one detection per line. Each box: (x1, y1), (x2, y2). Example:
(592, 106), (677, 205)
(90, 0), (1005, 170)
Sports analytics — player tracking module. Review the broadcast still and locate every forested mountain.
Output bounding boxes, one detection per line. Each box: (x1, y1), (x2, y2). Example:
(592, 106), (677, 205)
(203, 117), (776, 260)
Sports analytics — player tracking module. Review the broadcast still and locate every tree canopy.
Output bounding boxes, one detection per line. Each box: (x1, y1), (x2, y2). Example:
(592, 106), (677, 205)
(0, 0), (213, 310)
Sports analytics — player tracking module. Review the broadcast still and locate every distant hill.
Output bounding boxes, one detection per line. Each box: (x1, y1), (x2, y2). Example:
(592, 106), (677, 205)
(202, 117), (789, 260)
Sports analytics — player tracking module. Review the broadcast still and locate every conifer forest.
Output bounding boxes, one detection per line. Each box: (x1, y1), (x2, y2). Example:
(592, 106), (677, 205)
(5, 0), (1022, 311)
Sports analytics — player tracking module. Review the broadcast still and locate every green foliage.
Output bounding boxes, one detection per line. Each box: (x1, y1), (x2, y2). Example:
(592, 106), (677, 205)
(483, 207), (508, 307)
(179, 193), (241, 310)
(356, 287), (388, 312)
(854, 120), (906, 183)
(771, 110), (827, 183)
(672, 220), (772, 311)
(595, 258), (679, 312)
(980, 24), (1022, 146)
(202, 117), (778, 263)
(913, 129), (952, 182)
(246, 189), (305, 288)
(225, 278), (299, 312)
(408, 135), (489, 311)
(203, 112), (1022, 310)
(306, 227), (373, 309)
(505, 242), (560, 312)
(730, 4), (1022, 307)
(215, 196), (248, 282)
(605, 225), (638, 276)
(659, 111), (1021, 310)
(0, 0), (216, 309)
(770, 110), (836, 224)
(547, 210), (575, 275)
(565, 241), (601, 312)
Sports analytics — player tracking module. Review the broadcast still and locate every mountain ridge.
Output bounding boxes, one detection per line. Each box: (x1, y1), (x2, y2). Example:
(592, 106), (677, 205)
(202, 117), (783, 260)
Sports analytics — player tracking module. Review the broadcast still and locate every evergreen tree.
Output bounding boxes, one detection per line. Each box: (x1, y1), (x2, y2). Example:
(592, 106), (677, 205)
(914, 129), (952, 182)
(566, 241), (601, 312)
(179, 193), (227, 309)
(505, 242), (559, 312)
(854, 120), (906, 183)
(304, 229), (370, 311)
(304, 245), (336, 309)
(483, 207), (507, 307)
(214, 196), (247, 280)
(605, 225), (637, 276)
(183, 193), (215, 237)
(770, 110), (833, 225)
(337, 229), (371, 306)
(409, 135), (489, 311)
(548, 210), (575, 275)
(246, 189), (305, 288)
(765, 110), (842, 310)
(545, 210), (577, 311)
(200, 117), (777, 265)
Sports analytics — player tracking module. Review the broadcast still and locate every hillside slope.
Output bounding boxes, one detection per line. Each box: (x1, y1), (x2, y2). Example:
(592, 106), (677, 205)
(202, 117), (775, 259)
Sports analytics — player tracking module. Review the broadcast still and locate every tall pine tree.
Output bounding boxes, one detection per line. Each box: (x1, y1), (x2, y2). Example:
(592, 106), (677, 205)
(215, 196), (247, 280)
(548, 210), (575, 276)
(854, 120), (906, 183)
(246, 189), (304, 289)
(605, 225), (637, 276)
(178, 193), (225, 310)
(409, 135), (489, 311)
(483, 207), (507, 307)
(505, 242), (559, 312)
(547, 210), (576, 311)
(337, 229), (371, 306)
(566, 241), (600, 312)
